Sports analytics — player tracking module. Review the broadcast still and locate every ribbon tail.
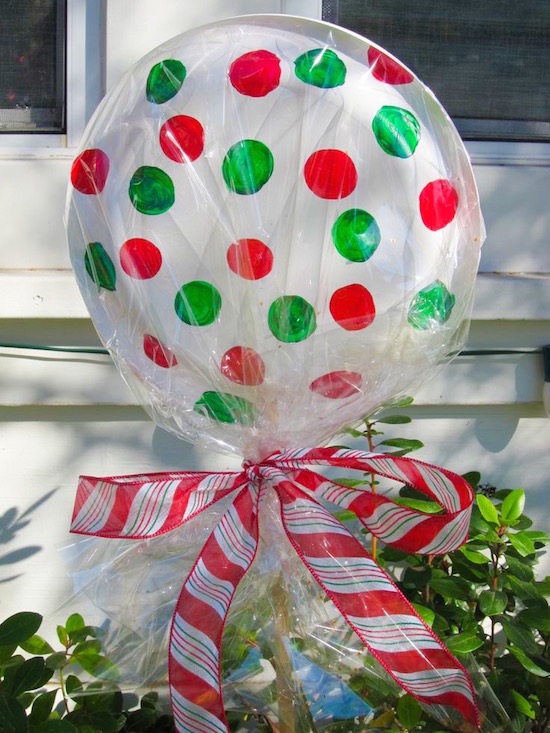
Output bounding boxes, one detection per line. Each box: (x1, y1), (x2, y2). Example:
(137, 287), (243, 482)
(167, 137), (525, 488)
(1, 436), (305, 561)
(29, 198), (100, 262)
(273, 473), (480, 730)
(169, 482), (260, 733)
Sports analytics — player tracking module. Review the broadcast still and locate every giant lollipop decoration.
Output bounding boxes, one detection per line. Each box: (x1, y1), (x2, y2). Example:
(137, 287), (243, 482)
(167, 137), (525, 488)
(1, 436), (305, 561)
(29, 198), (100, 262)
(67, 15), (484, 732)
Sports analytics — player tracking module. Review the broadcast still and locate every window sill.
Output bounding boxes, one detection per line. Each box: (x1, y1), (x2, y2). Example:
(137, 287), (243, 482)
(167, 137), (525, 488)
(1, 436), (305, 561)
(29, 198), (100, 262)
(466, 141), (550, 167)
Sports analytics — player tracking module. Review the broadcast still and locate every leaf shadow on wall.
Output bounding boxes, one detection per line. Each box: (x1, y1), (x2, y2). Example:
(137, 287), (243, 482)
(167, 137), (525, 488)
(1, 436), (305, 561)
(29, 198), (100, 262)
(473, 412), (519, 453)
(0, 489), (56, 584)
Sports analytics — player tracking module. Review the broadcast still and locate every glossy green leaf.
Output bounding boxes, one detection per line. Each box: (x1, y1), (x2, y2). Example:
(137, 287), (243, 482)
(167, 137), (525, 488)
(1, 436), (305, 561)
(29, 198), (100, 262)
(375, 415), (412, 424)
(0, 643), (17, 666)
(56, 626), (68, 646)
(396, 694), (422, 728)
(479, 590), (508, 616)
(462, 472), (481, 490)
(508, 646), (550, 677)
(29, 690), (57, 723)
(126, 708), (157, 731)
(501, 489), (525, 524)
(73, 640), (101, 655)
(524, 530), (550, 544)
(476, 494), (499, 525)
(394, 497), (441, 513)
(411, 603), (435, 627)
(501, 618), (541, 656)
(140, 691), (159, 710)
(89, 711), (126, 733)
(40, 721), (79, 732)
(84, 689), (121, 714)
(4, 654), (24, 670)
(45, 652), (66, 671)
(387, 395), (414, 407)
(0, 691), (28, 733)
(331, 478), (369, 489)
(65, 674), (83, 700)
(19, 635), (54, 655)
(378, 438), (424, 452)
(511, 690), (535, 719)
(66, 614), (85, 635)
(506, 575), (545, 601)
(445, 632), (484, 654)
(403, 566), (431, 589)
(342, 428), (364, 438)
(461, 546), (489, 565)
(506, 555), (534, 582)
(17, 693), (34, 710)
(430, 576), (472, 600)
(332, 510), (357, 522)
(512, 514), (533, 530)
(516, 606), (550, 632)
(74, 651), (120, 682)
(509, 532), (536, 557)
(0, 612), (42, 646)
(6, 657), (54, 696)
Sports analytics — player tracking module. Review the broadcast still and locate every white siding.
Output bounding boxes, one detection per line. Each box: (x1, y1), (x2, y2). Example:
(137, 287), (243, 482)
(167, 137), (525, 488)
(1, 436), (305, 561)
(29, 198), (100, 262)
(0, 0), (548, 622)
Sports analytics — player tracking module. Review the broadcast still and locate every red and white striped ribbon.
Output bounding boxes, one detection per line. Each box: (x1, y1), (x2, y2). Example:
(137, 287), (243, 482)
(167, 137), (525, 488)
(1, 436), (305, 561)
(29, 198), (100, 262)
(71, 448), (480, 731)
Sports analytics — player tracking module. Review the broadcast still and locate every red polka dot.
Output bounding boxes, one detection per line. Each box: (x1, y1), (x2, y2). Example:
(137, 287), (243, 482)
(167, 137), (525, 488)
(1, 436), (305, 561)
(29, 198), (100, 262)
(220, 346), (265, 386)
(143, 334), (178, 368)
(304, 149), (357, 200)
(229, 50), (281, 97)
(160, 115), (204, 163)
(330, 284), (375, 330)
(310, 371), (362, 399)
(367, 48), (414, 85)
(419, 180), (459, 231)
(120, 238), (162, 279)
(227, 238), (273, 280)
(71, 149), (110, 194)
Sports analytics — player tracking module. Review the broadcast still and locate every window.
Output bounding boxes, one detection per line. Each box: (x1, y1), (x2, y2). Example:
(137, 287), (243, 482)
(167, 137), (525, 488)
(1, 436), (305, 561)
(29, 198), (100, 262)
(0, 0), (103, 150)
(322, 0), (550, 141)
(0, 0), (66, 134)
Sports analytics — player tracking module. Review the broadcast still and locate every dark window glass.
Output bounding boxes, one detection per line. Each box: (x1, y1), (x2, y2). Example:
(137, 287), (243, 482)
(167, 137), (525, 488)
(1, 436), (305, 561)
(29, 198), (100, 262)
(0, 0), (66, 133)
(323, 0), (550, 141)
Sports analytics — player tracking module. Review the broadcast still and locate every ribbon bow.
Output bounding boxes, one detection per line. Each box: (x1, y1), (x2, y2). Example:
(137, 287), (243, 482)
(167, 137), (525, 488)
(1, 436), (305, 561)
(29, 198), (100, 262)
(71, 447), (480, 731)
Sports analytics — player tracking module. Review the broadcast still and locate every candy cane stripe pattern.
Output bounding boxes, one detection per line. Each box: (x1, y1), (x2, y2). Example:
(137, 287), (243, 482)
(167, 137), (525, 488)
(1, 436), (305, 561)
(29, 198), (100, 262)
(274, 475), (477, 727)
(71, 471), (247, 538)
(70, 449), (479, 731)
(171, 484), (260, 732)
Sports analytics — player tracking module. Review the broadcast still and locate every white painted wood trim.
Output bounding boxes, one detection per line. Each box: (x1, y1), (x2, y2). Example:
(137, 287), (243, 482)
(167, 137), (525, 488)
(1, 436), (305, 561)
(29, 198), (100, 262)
(1, 271), (548, 321)
(0, 347), (542, 407)
(466, 142), (550, 167)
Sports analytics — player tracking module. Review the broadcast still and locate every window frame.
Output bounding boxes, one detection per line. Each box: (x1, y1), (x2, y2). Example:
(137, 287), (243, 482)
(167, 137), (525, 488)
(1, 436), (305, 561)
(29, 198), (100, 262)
(0, 0), (103, 155)
(295, 0), (550, 167)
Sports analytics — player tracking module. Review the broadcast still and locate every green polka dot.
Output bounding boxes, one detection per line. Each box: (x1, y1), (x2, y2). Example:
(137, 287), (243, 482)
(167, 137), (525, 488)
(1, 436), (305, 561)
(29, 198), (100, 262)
(84, 242), (116, 291)
(332, 209), (381, 262)
(372, 106), (421, 159)
(408, 280), (455, 330)
(222, 140), (273, 195)
(129, 166), (174, 215)
(175, 281), (221, 326)
(146, 59), (186, 104)
(194, 391), (255, 425)
(268, 295), (316, 343)
(294, 48), (346, 88)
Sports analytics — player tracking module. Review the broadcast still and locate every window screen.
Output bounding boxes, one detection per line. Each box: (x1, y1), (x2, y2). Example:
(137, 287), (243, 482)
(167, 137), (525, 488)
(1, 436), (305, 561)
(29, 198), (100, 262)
(0, 0), (66, 133)
(323, 0), (550, 141)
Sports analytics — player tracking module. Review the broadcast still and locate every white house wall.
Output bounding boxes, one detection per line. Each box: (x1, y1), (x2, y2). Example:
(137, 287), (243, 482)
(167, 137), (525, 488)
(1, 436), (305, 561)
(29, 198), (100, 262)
(0, 0), (548, 623)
